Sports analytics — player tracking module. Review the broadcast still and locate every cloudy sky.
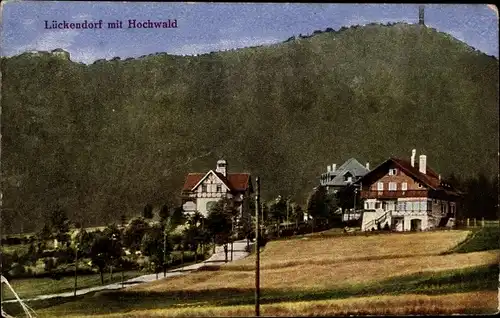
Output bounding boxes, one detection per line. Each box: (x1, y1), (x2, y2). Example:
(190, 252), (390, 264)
(1, 2), (498, 64)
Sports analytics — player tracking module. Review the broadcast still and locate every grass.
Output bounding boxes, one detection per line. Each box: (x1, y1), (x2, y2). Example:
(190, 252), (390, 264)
(81, 291), (499, 317)
(8, 230), (498, 317)
(225, 230), (472, 270)
(25, 264), (499, 317)
(451, 226), (500, 253)
(2, 270), (143, 301)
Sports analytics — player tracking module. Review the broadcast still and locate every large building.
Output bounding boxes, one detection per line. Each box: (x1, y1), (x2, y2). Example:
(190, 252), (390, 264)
(356, 149), (461, 232)
(181, 160), (253, 218)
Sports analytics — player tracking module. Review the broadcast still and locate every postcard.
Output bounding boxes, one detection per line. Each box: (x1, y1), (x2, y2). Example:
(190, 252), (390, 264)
(0, 2), (498, 317)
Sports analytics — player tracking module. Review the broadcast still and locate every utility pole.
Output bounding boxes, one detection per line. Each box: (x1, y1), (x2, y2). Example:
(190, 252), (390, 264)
(254, 177), (261, 317)
(163, 217), (170, 278)
(74, 222), (83, 297)
(286, 198), (290, 224)
(231, 218), (234, 262)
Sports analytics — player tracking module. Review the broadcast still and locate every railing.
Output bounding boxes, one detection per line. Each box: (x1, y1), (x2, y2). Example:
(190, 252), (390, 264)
(361, 190), (428, 199)
(364, 210), (392, 230)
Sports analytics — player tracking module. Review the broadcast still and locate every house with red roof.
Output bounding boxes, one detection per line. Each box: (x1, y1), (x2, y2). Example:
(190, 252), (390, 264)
(181, 160), (253, 218)
(356, 149), (461, 232)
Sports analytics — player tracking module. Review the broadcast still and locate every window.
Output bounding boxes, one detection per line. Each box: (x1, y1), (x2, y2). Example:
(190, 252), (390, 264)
(420, 201), (427, 211)
(389, 168), (398, 176)
(344, 172), (353, 183)
(201, 184), (207, 192)
(375, 202), (381, 209)
(388, 182), (397, 191)
(401, 182), (408, 191)
(377, 182), (384, 191)
(216, 184), (222, 192)
(406, 202), (413, 211)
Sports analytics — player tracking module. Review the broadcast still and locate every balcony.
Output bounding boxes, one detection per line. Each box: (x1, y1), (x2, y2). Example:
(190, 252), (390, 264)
(361, 190), (428, 199)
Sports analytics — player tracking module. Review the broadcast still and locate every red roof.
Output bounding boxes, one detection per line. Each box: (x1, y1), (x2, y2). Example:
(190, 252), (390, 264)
(357, 157), (460, 196)
(182, 171), (251, 193)
(391, 158), (441, 189)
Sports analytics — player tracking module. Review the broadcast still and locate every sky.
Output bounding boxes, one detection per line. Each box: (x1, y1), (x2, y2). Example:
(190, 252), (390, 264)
(0, 2), (498, 64)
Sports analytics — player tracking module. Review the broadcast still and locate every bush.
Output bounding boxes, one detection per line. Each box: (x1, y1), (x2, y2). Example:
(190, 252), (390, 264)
(8, 263), (26, 277)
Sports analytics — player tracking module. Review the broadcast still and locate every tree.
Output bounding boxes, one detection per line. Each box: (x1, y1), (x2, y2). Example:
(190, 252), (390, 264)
(49, 208), (71, 247)
(183, 211), (208, 262)
(122, 217), (150, 253)
(141, 224), (171, 279)
(269, 196), (287, 224)
(206, 199), (232, 262)
(290, 203), (304, 229)
(159, 203), (170, 222)
(89, 231), (123, 285)
(306, 186), (330, 233)
(143, 203), (153, 219)
(36, 223), (53, 250)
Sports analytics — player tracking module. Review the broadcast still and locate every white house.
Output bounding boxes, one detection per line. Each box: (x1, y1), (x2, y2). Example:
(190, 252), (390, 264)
(181, 160), (253, 218)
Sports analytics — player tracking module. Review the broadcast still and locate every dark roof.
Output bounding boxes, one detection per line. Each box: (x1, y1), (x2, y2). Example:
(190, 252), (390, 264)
(321, 158), (370, 187)
(182, 171), (251, 192)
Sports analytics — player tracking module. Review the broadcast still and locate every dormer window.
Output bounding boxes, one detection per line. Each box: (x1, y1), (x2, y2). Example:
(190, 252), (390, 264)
(389, 168), (398, 176)
(344, 172), (353, 183)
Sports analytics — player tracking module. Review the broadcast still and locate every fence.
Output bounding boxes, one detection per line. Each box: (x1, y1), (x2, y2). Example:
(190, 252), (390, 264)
(455, 218), (499, 228)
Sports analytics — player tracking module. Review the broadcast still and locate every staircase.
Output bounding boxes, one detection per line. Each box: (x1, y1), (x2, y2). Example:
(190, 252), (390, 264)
(364, 210), (392, 231)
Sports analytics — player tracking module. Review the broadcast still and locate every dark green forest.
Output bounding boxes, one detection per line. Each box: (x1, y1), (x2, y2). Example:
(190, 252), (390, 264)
(1, 23), (498, 233)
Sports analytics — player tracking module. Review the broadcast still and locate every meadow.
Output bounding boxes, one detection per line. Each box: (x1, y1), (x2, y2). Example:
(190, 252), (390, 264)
(18, 229), (498, 317)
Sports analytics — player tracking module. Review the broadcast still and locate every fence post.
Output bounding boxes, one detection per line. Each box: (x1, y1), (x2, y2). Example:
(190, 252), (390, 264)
(474, 218), (477, 227)
(466, 218), (470, 227)
(482, 217), (485, 227)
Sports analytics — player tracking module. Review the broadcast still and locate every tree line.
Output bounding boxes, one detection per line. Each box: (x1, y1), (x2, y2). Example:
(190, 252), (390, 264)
(446, 173), (498, 220)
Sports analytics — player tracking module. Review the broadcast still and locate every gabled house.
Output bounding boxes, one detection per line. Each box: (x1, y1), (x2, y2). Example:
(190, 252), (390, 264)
(319, 158), (370, 222)
(319, 158), (370, 193)
(356, 149), (461, 232)
(181, 160), (253, 218)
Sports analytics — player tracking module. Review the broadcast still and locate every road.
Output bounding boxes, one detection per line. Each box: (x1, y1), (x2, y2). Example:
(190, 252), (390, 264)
(3, 239), (253, 303)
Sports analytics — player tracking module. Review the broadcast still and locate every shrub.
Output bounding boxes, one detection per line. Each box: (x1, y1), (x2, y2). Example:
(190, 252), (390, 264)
(8, 263), (26, 277)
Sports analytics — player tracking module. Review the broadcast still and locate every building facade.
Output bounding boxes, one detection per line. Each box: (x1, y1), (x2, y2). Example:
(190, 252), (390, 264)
(357, 149), (460, 232)
(181, 160), (253, 218)
(319, 158), (370, 222)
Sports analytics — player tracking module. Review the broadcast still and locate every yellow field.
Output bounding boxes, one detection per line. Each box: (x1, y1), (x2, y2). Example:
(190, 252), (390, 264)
(73, 291), (499, 317)
(132, 230), (497, 292)
(32, 229), (499, 317)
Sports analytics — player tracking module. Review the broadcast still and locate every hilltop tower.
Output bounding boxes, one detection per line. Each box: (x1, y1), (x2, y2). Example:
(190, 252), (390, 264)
(419, 5), (425, 25)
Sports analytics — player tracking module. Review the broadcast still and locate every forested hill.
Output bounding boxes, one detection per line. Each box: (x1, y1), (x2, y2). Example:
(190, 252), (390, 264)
(1, 23), (498, 233)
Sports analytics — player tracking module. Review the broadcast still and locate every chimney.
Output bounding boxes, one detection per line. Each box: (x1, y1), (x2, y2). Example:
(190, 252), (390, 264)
(332, 164), (337, 172)
(216, 159), (227, 177)
(411, 149), (416, 167)
(365, 162), (370, 170)
(419, 155), (427, 174)
(327, 165), (331, 172)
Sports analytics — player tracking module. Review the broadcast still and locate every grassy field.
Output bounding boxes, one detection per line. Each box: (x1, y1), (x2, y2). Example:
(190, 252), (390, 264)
(65, 291), (499, 317)
(8, 229), (499, 317)
(451, 226), (500, 253)
(2, 270), (144, 301)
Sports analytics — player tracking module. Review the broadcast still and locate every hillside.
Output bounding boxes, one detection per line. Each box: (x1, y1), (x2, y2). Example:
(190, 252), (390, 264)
(1, 23), (498, 232)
